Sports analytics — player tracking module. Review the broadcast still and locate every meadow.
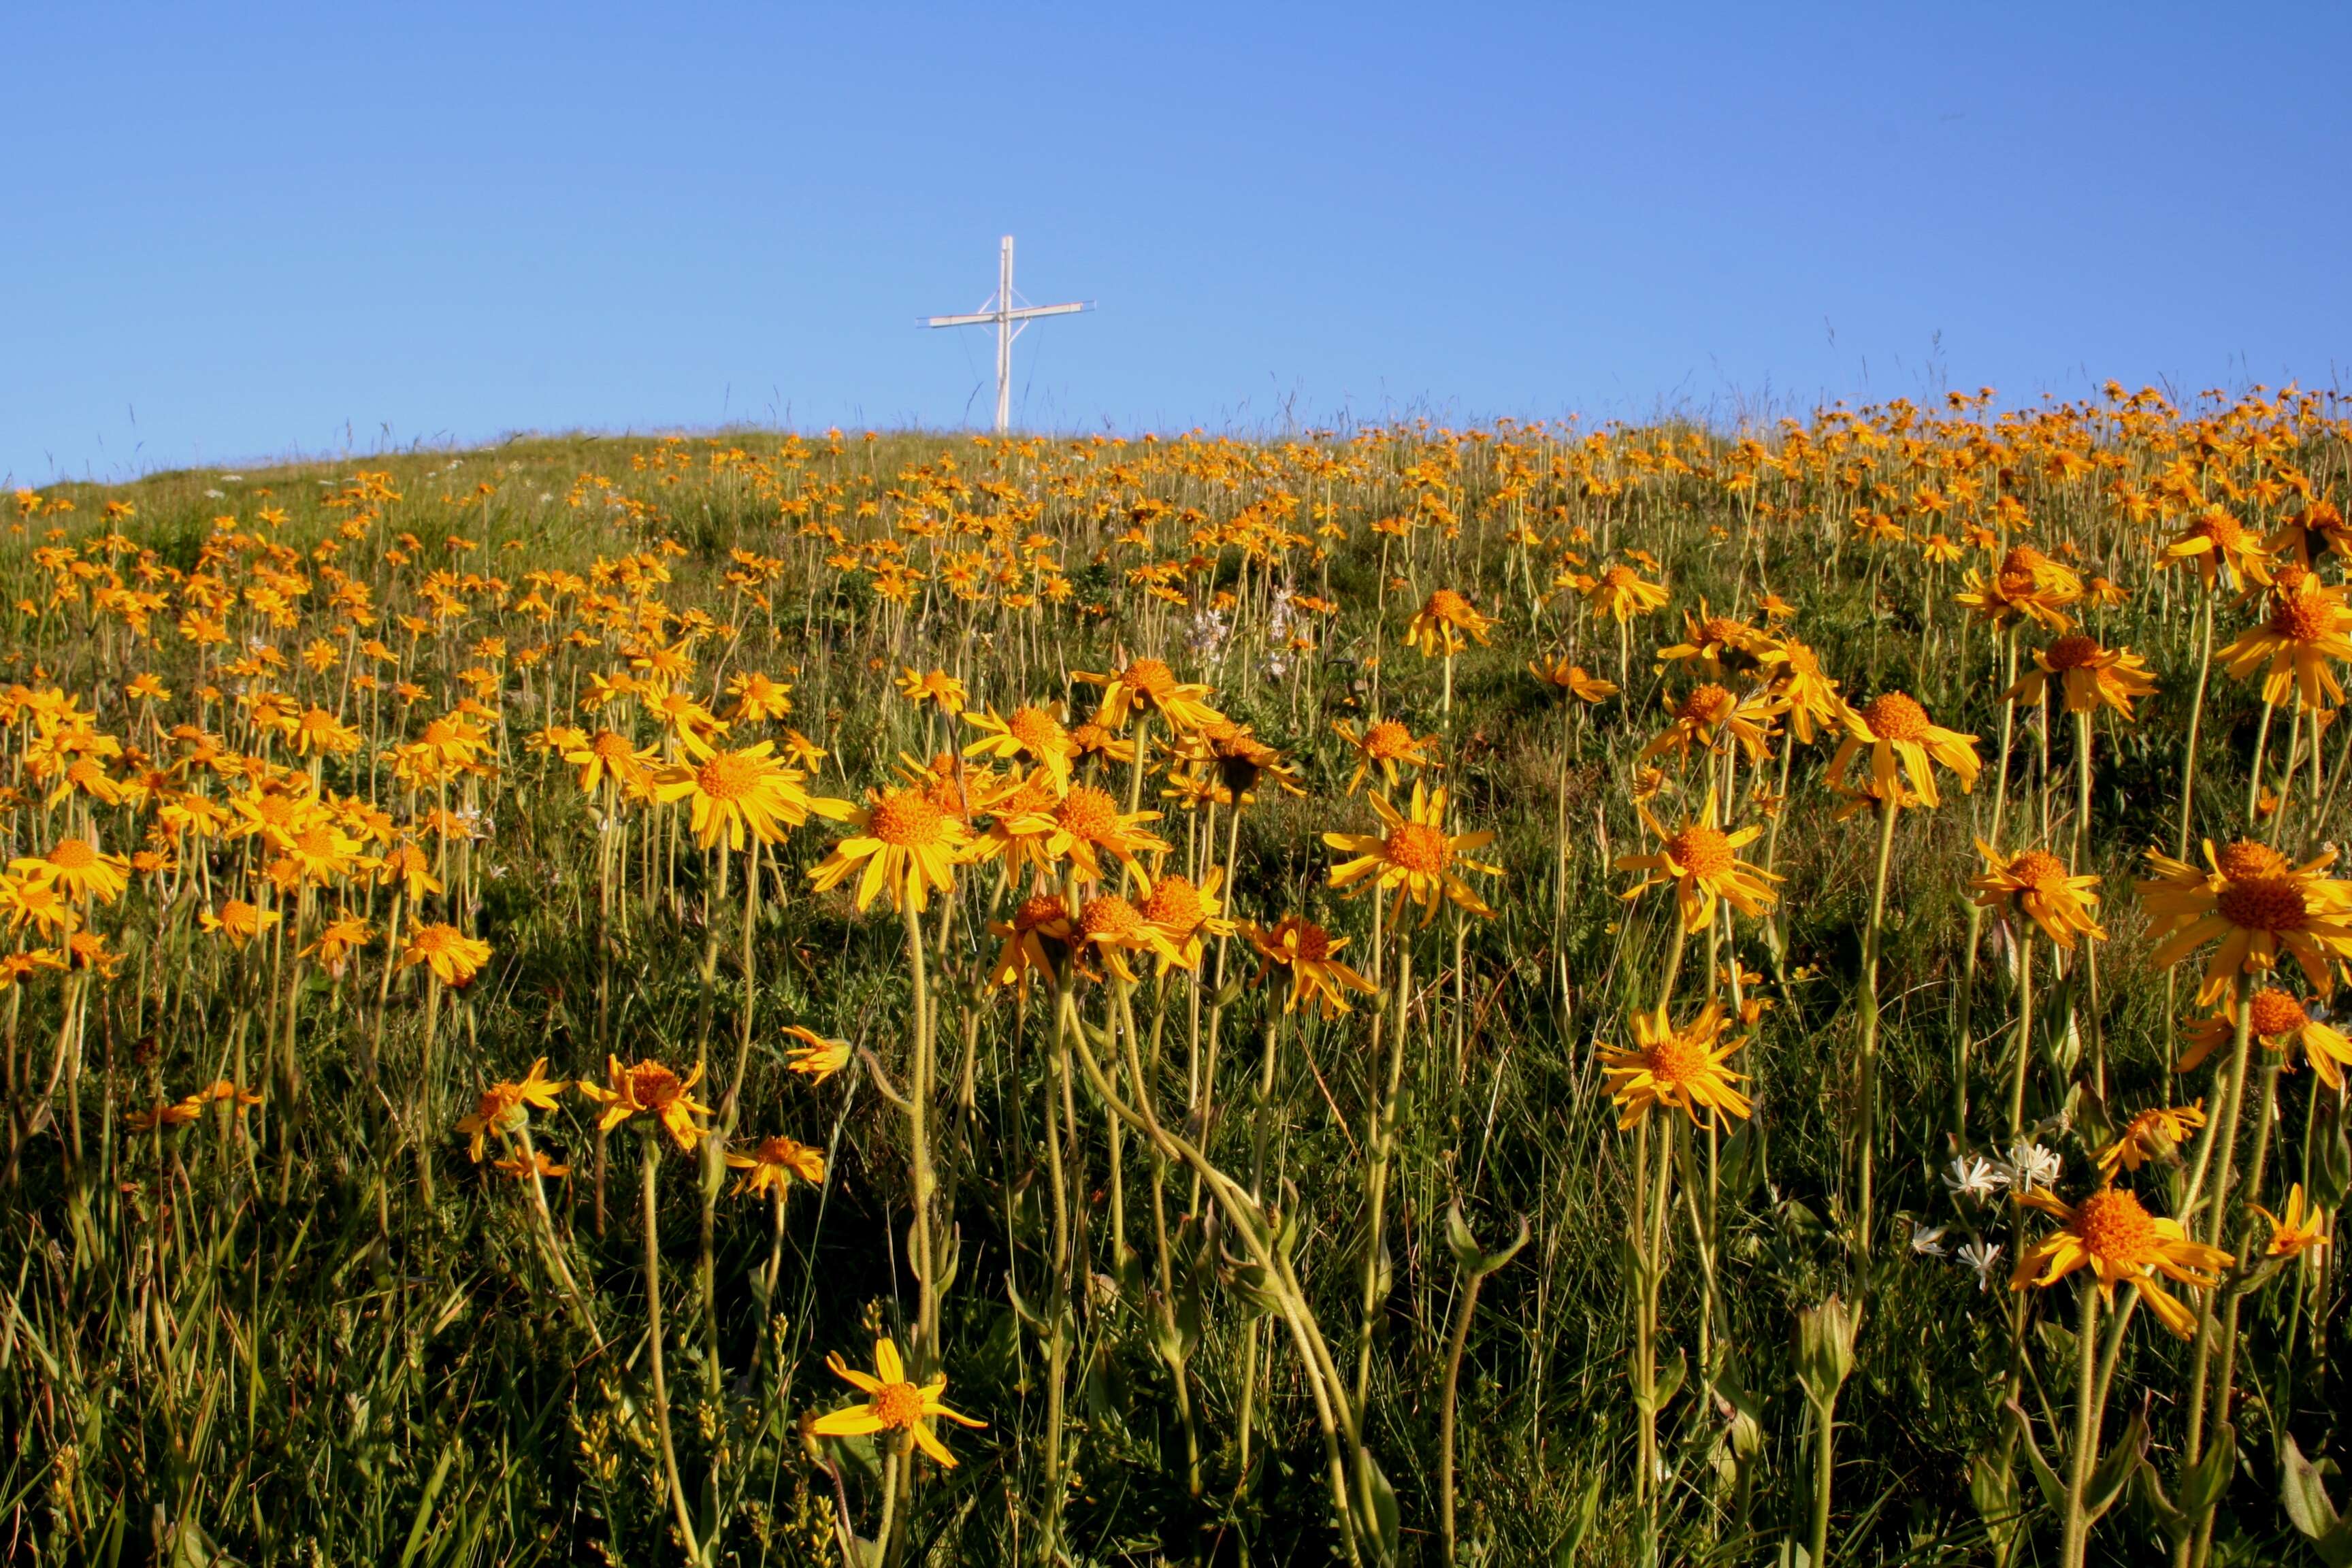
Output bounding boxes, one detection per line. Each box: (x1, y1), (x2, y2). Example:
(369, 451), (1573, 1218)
(1, 389), (2348, 1566)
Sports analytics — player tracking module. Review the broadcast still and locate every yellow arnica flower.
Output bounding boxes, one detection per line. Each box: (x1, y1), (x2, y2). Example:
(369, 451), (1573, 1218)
(1527, 656), (1618, 704)
(1568, 563), (1670, 623)
(807, 786), (973, 914)
(2161, 506), (2271, 592)
(1614, 789), (1780, 934)
(781, 1024), (853, 1084)
(962, 704), (1078, 787)
(653, 736), (823, 851)
(2176, 986), (2352, 1088)
(725, 670), (794, 723)
(1243, 915), (1379, 1017)
(455, 1058), (568, 1162)
(811, 1337), (984, 1467)
(1075, 894), (1182, 983)
(1323, 781), (1499, 928)
(989, 893), (1073, 993)
(2095, 1101), (2206, 1179)
(1073, 655), (1224, 733)
(201, 898), (282, 949)
(2215, 578), (2352, 713)
(2249, 1185), (2328, 1259)
(1403, 588), (1492, 657)
(1652, 601), (1766, 679)
(1829, 691), (1980, 808)
(2010, 1186), (2232, 1338)
(1138, 870), (1235, 972)
(725, 1134), (825, 1198)
(1333, 716), (1440, 796)
(1639, 683), (1781, 765)
(564, 729), (659, 797)
(895, 666), (968, 714)
(1005, 784), (1167, 890)
(1969, 843), (2106, 949)
(2001, 634), (2159, 719)
(2139, 841), (2352, 1007)
(12, 838), (131, 905)
(401, 923), (493, 987)
(1768, 634), (1834, 747)
(577, 1056), (713, 1151)
(1600, 1002), (1752, 1128)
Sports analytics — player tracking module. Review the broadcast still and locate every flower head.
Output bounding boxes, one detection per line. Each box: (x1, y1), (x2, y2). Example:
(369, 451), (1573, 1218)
(2010, 1186), (2232, 1337)
(1322, 781), (1498, 927)
(576, 1056), (713, 1150)
(1599, 1002), (1752, 1128)
(810, 1337), (985, 1467)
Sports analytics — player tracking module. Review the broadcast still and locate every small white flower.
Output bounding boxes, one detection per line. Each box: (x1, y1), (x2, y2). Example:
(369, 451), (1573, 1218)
(1910, 1222), (1949, 1257)
(2004, 1141), (2063, 1196)
(1958, 1240), (2003, 1291)
(203, 488), (226, 500)
(219, 474), (243, 483)
(1944, 1155), (2009, 1200)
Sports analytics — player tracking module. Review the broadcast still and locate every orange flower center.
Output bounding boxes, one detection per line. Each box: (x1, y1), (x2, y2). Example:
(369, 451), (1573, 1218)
(48, 838), (97, 870)
(1122, 658), (1176, 698)
(1079, 895), (1143, 939)
(2215, 875), (2309, 934)
(2249, 986), (2308, 1036)
(1362, 720), (1416, 758)
(1426, 589), (1473, 622)
(694, 751), (764, 802)
(1284, 920), (1335, 962)
(1678, 684), (1735, 724)
(2043, 635), (2102, 670)
(1385, 821), (1450, 874)
(1861, 691), (1931, 742)
(869, 790), (947, 848)
(2194, 513), (2250, 550)
(1055, 786), (1121, 843)
(1007, 706), (1066, 753)
(1013, 893), (1068, 932)
(2270, 597), (2334, 644)
(591, 731), (635, 760)
(2215, 840), (2288, 880)
(1699, 616), (1747, 646)
(2274, 564), (2314, 595)
(2000, 545), (2054, 577)
(628, 1063), (685, 1109)
(872, 1380), (926, 1429)
(2073, 1188), (2156, 1268)
(1601, 566), (1638, 589)
(2008, 849), (2070, 892)
(1644, 1030), (1710, 1091)
(1666, 824), (1734, 879)
(1141, 876), (1205, 934)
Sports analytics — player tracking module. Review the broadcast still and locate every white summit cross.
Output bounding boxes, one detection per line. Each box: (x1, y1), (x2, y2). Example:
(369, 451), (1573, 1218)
(922, 235), (1092, 434)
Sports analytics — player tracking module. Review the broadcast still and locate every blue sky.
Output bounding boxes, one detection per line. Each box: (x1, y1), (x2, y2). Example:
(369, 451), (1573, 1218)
(8, 2), (2349, 484)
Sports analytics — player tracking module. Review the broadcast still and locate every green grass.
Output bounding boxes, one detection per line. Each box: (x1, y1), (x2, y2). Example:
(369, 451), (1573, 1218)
(0, 412), (2345, 1565)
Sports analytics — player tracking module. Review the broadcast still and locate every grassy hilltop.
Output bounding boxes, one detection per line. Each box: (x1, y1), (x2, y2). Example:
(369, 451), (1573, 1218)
(2, 399), (2349, 1565)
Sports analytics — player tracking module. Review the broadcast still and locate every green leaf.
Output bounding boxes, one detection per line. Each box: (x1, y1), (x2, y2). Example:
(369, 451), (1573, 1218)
(1362, 1451), (1401, 1563)
(1445, 1200), (1531, 1277)
(1550, 1468), (1605, 1566)
(2083, 1407), (2149, 1524)
(2176, 1422), (2234, 1520)
(2281, 1435), (2343, 1544)
(2006, 1399), (2065, 1514)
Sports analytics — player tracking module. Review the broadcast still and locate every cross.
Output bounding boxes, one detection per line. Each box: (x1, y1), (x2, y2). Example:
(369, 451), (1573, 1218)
(923, 235), (1092, 434)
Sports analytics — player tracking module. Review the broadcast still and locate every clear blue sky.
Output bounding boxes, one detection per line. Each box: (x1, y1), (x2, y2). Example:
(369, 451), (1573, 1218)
(10, 3), (2349, 485)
